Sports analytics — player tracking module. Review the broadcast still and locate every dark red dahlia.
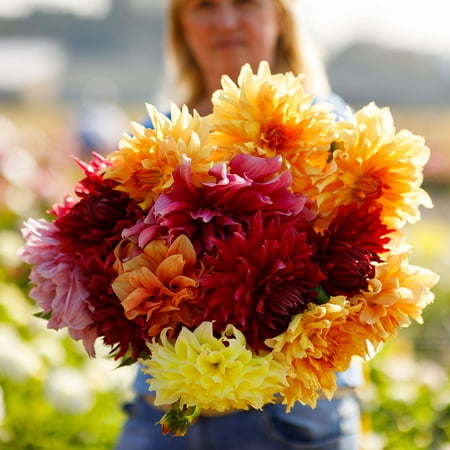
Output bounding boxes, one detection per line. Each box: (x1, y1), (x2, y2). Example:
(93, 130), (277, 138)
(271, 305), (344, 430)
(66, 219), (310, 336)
(315, 202), (393, 297)
(51, 154), (148, 359)
(74, 152), (115, 197)
(198, 212), (323, 352)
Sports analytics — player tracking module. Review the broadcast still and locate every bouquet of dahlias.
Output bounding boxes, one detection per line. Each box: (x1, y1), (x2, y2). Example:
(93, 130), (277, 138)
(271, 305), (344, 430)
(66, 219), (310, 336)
(20, 62), (439, 436)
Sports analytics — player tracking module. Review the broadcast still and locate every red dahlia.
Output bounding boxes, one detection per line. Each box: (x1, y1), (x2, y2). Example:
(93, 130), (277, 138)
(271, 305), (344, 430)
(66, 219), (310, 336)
(198, 212), (322, 352)
(316, 202), (392, 297)
(52, 155), (147, 359)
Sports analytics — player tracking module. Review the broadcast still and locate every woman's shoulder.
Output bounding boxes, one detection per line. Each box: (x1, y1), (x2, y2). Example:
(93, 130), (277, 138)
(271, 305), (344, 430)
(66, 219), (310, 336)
(313, 92), (352, 121)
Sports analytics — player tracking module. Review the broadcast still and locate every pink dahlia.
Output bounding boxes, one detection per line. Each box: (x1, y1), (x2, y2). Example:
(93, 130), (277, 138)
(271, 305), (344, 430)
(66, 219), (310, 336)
(20, 218), (97, 355)
(131, 154), (314, 254)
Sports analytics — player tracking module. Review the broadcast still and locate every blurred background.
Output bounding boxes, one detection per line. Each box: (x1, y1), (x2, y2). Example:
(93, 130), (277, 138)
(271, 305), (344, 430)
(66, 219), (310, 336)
(0, 1), (449, 449)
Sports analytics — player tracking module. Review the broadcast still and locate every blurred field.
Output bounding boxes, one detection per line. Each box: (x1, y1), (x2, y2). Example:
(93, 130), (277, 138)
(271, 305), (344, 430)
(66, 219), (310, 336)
(0, 103), (449, 449)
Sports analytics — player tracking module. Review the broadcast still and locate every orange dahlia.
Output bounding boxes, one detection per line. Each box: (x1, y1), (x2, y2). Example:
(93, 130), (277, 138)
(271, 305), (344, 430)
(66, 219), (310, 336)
(316, 103), (432, 228)
(208, 62), (339, 195)
(266, 296), (370, 409)
(104, 104), (212, 209)
(112, 234), (203, 338)
(354, 248), (439, 343)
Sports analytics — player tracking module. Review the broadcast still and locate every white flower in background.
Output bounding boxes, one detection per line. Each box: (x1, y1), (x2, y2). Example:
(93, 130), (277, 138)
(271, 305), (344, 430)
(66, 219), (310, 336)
(379, 353), (417, 382)
(28, 314), (64, 337)
(83, 341), (135, 399)
(432, 387), (450, 413)
(32, 334), (65, 367)
(108, 364), (136, 400)
(360, 432), (387, 450)
(44, 367), (93, 414)
(83, 357), (135, 400)
(418, 360), (448, 390)
(3, 184), (37, 215)
(0, 230), (24, 270)
(0, 325), (44, 381)
(386, 381), (419, 404)
(0, 145), (38, 186)
(0, 282), (35, 327)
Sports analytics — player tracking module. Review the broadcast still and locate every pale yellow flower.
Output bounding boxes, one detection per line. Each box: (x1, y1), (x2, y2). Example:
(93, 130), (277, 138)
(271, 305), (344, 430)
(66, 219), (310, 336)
(142, 321), (287, 412)
(316, 103), (433, 228)
(104, 104), (213, 208)
(208, 61), (339, 196)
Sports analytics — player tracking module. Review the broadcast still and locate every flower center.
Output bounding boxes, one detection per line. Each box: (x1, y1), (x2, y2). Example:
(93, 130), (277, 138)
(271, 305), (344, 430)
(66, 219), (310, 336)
(137, 166), (163, 185)
(261, 122), (288, 151)
(352, 175), (383, 202)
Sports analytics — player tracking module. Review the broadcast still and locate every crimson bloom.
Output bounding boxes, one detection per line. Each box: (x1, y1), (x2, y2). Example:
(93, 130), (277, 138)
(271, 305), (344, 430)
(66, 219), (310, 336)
(32, 155), (147, 358)
(315, 202), (393, 297)
(198, 212), (323, 352)
(66, 157), (146, 358)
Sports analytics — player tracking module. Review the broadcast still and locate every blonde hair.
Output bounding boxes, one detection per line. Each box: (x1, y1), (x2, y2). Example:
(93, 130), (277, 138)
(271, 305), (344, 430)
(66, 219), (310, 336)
(163, 0), (330, 107)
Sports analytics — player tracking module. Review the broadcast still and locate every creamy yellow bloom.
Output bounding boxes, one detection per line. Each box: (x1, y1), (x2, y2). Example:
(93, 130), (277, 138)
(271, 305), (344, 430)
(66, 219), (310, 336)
(104, 104), (213, 208)
(316, 103), (433, 228)
(354, 248), (439, 342)
(142, 321), (287, 412)
(266, 297), (371, 410)
(208, 61), (339, 195)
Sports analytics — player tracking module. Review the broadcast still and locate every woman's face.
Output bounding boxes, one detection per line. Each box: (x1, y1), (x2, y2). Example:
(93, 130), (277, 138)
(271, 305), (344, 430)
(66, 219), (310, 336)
(180, 0), (280, 91)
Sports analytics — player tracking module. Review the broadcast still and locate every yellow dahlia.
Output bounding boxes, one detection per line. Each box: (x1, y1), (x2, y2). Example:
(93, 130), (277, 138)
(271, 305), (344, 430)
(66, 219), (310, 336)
(142, 321), (287, 412)
(112, 234), (202, 338)
(266, 296), (370, 410)
(316, 103), (432, 228)
(104, 104), (212, 209)
(354, 248), (439, 342)
(208, 61), (338, 195)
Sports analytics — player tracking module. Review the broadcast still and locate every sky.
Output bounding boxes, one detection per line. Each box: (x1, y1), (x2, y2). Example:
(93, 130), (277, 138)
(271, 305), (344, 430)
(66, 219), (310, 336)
(0, 0), (449, 58)
(300, 0), (450, 58)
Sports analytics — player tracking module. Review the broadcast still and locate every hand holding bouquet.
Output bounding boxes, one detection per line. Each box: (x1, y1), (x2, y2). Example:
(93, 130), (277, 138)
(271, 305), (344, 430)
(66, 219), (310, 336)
(20, 62), (439, 436)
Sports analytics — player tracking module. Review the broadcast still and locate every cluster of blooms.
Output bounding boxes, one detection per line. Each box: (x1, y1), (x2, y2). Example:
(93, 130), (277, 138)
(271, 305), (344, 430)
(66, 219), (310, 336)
(20, 62), (439, 435)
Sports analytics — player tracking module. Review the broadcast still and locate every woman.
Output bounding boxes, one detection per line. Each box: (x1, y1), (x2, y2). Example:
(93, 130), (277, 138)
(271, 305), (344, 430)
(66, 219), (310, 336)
(162, 0), (333, 114)
(115, 1), (362, 448)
